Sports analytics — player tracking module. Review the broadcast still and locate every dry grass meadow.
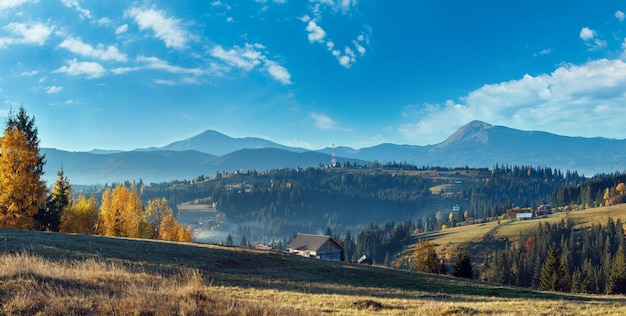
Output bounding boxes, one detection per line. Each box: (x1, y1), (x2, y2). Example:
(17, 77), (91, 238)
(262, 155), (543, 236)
(2, 224), (626, 315)
(425, 203), (626, 264)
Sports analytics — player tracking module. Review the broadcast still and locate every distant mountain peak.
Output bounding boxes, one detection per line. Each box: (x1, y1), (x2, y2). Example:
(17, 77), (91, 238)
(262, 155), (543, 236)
(439, 120), (493, 146)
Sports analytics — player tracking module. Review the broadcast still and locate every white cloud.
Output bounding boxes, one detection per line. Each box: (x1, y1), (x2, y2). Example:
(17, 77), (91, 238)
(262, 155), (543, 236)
(0, 0), (29, 11)
(137, 56), (203, 75)
(210, 43), (291, 84)
(97, 17), (112, 26)
(579, 27), (606, 50)
(154, 77), (202, 86)
(211, 44), (262, 71)
(58, 37), (127, 62)
(264, 60), (291, 84)
(301, 8), (369, 68)
(0, 22), (53, 47)
(534, 48), (551, 56)
(115, 24), (128, 35)
(110, 66), (139, 75)
(310, 112), (338, 130)
(305, 20), (326, 43)
(579, 27), (595, 41)
(19, 70), (38, 76)
(313, 0), (358, 13)
(54, 59), (106, 78)
(61, 0), (91, 19)
(399, 58), (626, 144)
(46, 86), (63, 94)
(126, 6), (188, 49)
(617, 10), (625, 22)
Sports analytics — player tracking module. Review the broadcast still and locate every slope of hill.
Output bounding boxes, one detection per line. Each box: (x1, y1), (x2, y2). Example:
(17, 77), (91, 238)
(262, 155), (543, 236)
(417, 204), (626, 273)
(1, 228), (624, 315)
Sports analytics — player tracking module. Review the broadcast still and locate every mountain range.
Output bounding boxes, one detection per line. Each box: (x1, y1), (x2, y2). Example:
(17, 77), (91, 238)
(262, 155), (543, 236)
(42, 120), (626, 185)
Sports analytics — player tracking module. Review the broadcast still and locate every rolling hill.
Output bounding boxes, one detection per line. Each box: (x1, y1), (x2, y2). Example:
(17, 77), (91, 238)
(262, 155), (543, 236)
(42, 120), (626, 184)
(2, 228), (625, 315)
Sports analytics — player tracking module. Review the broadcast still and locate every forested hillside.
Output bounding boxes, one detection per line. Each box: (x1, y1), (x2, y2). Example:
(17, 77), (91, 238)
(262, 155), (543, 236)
(134, 164), (590, 249)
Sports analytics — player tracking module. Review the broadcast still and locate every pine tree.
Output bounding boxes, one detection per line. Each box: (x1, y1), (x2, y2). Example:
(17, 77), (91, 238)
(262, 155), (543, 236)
(36, 168), (71, 231)
(225, 234), (234, 246)
(607, 244), (626, 294)
(539, 245), (560, 291)
(0, 108), (47, 230)
(452, 248), (474, 279)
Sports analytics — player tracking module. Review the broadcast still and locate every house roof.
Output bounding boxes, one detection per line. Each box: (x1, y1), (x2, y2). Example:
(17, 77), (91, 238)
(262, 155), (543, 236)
(287, 234), (343, 252)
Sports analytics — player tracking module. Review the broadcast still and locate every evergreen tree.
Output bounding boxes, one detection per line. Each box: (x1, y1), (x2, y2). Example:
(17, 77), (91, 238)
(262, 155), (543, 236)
(452, 248), (474, 279)
(225, 234), (234, 246)
(240, 235), (248, 247)
(607, 244), (626, 294)
(36, 168), (71, 231)
(0, 108), (47, 230)
(540, 245), (570, 292)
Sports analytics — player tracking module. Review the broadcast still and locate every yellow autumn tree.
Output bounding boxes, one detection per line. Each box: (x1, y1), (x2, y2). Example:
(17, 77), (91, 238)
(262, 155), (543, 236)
(97, 185), (148, 238)
(143, 197), (173, 238)
(0, 124), (47, 230)
(158, 214), (193, 242)
(158, 214), (178, 241)
(60, 194), (99, 234)
(178, 225), (193, 242)
(412, 239), (439, 274)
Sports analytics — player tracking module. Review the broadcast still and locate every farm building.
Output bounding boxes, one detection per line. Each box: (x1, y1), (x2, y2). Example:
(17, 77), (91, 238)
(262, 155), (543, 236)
(516, 212), (533, 220)
(286, 234), (344, 261)
(537, 204), (552, 216)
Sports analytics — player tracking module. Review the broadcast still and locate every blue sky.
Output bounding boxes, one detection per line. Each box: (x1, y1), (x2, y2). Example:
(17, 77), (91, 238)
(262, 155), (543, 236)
(1, 0), (626, 152)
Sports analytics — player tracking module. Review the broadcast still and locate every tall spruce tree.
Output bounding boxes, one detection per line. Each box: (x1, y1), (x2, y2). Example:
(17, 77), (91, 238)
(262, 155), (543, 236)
(36, 168), (71, 231)
(452, 248), (474, 279)
(539, 245), (569, 291)
(0, 107), (47, 229)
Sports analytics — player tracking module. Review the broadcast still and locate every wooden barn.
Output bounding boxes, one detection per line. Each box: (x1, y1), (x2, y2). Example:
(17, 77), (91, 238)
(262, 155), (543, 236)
(286, 234), (344, 261)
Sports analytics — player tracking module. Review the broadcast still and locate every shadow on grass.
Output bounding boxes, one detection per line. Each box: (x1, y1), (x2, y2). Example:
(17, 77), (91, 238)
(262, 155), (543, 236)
(2, 228), (626, 305)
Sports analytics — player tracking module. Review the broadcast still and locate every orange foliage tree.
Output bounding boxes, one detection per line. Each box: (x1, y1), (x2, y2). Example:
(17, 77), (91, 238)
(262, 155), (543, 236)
(158, 214), (192, 242)
(143, 197), (173, 238)
(97, 185), (150, 238)
(0, 126), (47, 229)
(60, 194), (99, 234)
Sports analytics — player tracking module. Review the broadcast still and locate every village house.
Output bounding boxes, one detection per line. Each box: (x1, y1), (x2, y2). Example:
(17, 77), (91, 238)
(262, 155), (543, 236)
(286, 234), (344, 261)
(516, 212), (533, 220)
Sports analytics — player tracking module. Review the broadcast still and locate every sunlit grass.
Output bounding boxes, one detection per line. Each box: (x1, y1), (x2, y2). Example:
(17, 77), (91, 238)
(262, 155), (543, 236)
(1, 227), (626, 315)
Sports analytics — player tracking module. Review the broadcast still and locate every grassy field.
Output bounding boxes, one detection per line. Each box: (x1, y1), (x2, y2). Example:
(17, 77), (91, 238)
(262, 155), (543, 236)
(417, 204), (626, 272)
(2, 228), (626, 315)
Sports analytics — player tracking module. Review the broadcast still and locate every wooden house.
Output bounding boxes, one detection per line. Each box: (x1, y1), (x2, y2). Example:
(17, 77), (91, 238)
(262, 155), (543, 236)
(286, 234), (344, 261)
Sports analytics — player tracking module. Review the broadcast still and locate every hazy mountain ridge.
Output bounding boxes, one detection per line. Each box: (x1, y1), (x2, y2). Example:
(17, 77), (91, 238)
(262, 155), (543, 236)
(42, 121), (626, 184)
(149, 130), (308, 156)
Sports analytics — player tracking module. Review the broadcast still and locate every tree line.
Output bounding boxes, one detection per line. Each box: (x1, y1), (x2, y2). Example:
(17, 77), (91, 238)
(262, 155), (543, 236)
(0, 107), (191, 242)
(480, 217), (626, 294)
